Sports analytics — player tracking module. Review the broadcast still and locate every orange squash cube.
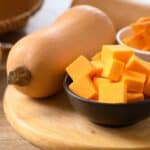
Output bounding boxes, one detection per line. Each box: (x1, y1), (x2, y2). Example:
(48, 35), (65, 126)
(127, 93), (144, 103)
(66, 55), (95, 81)
(91, 60), (103, 77)
(91, 95), (99, 101)
(93, 77), (110, 90)
(126, 55), (150, 75)
(124, 33), (146, 50)
(102, 58), (125, 81)
(144, 76), (150, 96)
(97, 78), (127, 104)
(132, 17), (150, 32)
(143, 31), (150, 51)
(124, 17), (150, 51)
(137, 17), (150, 23)
(101, 45), (133, 64)
(122, 70), (146, 93)
(69, 76), (97, 99)
(91, 52), (101, 61)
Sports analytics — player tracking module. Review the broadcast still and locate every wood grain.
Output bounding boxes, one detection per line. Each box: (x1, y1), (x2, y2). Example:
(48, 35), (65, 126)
(0, 69), (40, 150)
(1, 1), (150, 149)
(3, 84), (150, 150)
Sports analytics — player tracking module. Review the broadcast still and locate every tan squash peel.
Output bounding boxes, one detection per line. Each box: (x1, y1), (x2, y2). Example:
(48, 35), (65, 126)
(7, 5), (115, 98)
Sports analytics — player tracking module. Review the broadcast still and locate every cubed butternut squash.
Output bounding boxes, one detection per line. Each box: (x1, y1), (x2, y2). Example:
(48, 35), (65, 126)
(143, 30), (150, 51)
(67, 44), (150, 104)
(144, 76), (150, 96)
(126, 55), (150, 74)
(123, 33), (146, 50)
(93, 77), (110, 90)
(91, 95), (98, 101)
(124, 17), (150, 51)
(127, 93), (144, 103)
(97, 78), (127, 104)
(102, 58), (125, 81)
(91, 52), (101, 61)
(101, 45), (133, 64)
(66, 55), (95, 81)
(136, 17), (150, 24)
(91, 60), (103, 77)
(132, 17), (150, 32)
(69, 76), (97, 99)
(122, 70), (146, 92)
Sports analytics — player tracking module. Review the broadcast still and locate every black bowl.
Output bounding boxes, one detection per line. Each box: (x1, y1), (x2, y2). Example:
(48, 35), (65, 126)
(64, 75), (150, 127)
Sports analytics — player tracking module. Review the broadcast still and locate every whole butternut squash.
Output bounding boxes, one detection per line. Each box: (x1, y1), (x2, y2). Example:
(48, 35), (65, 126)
(7, 5), (115, 98)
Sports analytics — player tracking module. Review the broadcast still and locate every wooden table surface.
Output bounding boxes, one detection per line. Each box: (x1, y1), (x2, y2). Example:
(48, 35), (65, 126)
(0, 0), (72, 149)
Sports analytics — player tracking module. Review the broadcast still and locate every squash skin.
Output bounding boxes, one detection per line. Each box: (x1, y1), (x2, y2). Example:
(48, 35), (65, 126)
(7, 5), (115, 98)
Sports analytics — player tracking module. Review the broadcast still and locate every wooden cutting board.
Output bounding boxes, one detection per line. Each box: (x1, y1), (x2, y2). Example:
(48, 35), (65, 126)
(3, 86), (150, 150)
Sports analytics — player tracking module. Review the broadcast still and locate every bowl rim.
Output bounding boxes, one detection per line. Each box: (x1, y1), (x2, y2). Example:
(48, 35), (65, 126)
(64, 75), (150, 106)
(0, 0), (43, 25)
(116, 25), (150, 55)
(0, 0), (43, 34)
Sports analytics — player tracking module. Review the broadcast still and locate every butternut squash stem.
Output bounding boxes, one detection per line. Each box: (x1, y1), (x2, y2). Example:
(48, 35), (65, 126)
(8, 66), (32, 86)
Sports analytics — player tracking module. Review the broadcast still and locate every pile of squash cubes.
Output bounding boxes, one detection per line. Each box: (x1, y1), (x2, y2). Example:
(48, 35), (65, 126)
(66, 45), (150, 104)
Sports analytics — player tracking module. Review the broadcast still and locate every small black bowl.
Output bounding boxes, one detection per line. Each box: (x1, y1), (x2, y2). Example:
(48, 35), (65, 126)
(64, 75), (150, 127)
